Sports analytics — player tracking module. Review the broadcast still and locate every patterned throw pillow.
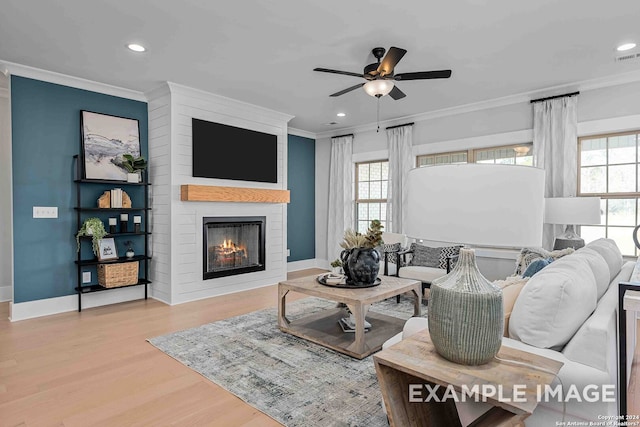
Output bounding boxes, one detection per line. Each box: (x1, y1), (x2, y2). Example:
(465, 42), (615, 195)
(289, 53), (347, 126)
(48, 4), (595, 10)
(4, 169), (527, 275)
(408, 243), (441, 268)
(438, 245), (463, 270)
(376, 242), (402, 264)
(513, 247), (574, 276)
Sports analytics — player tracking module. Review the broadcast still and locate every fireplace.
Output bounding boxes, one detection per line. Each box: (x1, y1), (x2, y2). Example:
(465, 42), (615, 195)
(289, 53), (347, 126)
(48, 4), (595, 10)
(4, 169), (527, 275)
(203, 216), (266, 280)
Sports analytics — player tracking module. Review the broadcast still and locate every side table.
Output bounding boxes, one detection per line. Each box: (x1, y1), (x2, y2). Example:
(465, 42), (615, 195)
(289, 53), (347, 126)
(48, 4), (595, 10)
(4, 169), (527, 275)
(374, 329), (563, 427)
(618, 257), (640, 416)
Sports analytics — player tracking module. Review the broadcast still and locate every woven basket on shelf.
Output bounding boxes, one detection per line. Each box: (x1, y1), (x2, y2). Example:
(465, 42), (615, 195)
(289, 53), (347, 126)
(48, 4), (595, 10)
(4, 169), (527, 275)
(98, 261), (139, 288)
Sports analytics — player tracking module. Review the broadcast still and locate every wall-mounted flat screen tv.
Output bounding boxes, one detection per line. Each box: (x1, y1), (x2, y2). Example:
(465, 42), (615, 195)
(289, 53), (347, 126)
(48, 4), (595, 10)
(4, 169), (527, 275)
(192, 118), (278, 183)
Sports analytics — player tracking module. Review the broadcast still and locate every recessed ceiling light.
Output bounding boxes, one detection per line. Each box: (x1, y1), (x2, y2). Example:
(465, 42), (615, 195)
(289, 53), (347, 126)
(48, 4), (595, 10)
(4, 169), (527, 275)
(127, 43), (146, 52)
(617, 43), (636, 52)
(336, 112), (346, 117)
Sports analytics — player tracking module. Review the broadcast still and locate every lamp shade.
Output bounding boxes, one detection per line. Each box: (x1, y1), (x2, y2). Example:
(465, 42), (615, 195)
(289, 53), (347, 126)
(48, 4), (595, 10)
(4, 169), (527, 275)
(544, 197), (601, 225)
(405, 164), (545, 248)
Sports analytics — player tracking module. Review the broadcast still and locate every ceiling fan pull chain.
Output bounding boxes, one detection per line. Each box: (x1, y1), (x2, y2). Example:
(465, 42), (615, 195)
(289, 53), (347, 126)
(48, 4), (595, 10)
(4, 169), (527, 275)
(377, 97), (380, 132)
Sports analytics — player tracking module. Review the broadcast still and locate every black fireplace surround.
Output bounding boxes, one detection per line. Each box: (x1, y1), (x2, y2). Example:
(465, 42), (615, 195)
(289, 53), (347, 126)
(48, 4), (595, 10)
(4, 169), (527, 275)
(203, 216), (266, 280)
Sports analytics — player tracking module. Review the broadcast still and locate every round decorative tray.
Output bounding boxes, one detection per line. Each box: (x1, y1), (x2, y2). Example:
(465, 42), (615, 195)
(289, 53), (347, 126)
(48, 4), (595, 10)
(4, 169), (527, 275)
(316, 273), (381, 288)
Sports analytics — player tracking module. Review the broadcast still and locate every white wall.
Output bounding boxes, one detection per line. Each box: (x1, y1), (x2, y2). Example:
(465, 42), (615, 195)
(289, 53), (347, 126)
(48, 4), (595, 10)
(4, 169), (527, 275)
(147, 83), (293, 305)
(315, 79), (640, 277)
(0, 74), (12, 302)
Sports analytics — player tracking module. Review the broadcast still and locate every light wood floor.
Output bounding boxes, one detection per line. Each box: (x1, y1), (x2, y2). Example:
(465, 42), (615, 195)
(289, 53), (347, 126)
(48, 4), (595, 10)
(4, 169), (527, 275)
(0, 268), (638, 426)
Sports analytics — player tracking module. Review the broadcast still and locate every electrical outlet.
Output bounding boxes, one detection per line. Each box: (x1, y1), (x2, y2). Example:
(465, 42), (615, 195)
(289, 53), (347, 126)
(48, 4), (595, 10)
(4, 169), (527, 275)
(287, 249), (291, 257)
(33, 206), (58, 218)
(82, 271), (91, 283)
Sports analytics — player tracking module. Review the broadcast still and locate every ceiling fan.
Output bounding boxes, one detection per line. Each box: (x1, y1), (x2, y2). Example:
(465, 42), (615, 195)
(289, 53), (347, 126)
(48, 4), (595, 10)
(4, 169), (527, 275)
(313, 46), (452, 100)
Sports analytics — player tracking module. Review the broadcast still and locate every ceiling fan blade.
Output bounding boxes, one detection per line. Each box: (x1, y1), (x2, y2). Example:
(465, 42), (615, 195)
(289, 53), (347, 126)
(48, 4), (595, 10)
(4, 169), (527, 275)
(394, 70), (452, 81)
(313, 68), (365, 78)
(389, 85), (406, 100)
(377, 47), (407, 77)
(330, 83), (365, 97)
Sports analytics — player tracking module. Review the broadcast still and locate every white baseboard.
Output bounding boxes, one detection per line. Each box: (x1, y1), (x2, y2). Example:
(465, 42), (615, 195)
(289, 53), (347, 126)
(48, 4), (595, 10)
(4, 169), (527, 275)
(0, 285), (12, 302)
(9, 286), (147, 322)
(287, 258), (331, 272)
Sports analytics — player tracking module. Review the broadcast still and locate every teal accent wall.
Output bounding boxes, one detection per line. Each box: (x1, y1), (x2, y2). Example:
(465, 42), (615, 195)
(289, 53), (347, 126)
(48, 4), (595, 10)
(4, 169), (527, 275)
(287, 134), (315, 262)
(11, 76), (148, 303)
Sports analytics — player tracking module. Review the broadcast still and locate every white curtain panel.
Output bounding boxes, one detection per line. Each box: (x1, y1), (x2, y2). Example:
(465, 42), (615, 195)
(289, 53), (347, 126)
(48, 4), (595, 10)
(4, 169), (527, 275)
(533, 96), (578, 249)
(327, 135), (354, 261)
(386, 125), (413, 233)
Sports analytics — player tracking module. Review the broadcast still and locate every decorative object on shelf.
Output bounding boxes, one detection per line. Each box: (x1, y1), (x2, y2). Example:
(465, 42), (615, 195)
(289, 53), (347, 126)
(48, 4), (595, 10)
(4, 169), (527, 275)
(76, 217), (107, 256)
(123, 241), (135, 258)
(97, 237), (118, 261)
(120, 154), (147, 183)
(98, 261), (138, 288)
(108, 217), (117, 234)
(81, 110), (141, 181)
(406, 164), (545, 365)
(339, 220), (384, 285)
(544, 196), (601, 250)
(330, 259), (342, 274)
(120, 213), (129, 232)
(133, 215), (142, 233)
(97, 189), (131, 208)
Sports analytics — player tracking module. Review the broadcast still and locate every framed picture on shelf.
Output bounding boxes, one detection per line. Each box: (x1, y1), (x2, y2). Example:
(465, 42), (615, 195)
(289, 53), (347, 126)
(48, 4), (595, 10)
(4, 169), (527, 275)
(97, 238), (119, 261)
(81, 110), (141, 181)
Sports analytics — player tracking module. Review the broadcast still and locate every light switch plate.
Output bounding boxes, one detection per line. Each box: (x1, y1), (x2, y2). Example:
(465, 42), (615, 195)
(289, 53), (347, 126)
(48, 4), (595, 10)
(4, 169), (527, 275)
(287, 249), (291, 257)
(33, 206), (58, 218)
(82, 271), (91, 283)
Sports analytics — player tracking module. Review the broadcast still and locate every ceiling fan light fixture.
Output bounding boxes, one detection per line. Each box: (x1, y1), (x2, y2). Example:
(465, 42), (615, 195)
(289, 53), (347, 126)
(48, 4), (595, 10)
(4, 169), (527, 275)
(363, 79), (394, 97)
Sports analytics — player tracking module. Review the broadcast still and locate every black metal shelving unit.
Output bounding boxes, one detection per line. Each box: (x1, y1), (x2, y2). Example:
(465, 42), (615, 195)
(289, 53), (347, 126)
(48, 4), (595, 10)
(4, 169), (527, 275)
(73, 155), (152, 311)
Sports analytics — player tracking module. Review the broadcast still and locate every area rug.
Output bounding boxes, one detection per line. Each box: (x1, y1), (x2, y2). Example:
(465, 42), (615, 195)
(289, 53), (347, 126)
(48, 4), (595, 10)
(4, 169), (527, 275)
(148, 295), (425, 427)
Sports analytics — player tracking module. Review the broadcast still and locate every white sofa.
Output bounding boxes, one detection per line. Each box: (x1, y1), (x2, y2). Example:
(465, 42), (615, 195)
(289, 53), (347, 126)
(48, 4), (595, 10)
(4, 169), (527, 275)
(382, 238), (635, 426)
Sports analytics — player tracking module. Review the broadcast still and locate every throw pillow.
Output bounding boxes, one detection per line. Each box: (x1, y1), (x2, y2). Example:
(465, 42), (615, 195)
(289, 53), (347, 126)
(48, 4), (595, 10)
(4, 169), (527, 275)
(376, 242), (402, 264)
(509, 255), (597, 349)
(522, 257), (553, 278)
(438, 245), (462, 270)
(493, 276), (529, 337)
(513, 247), (575, 276)
(408, 243), (441, 268)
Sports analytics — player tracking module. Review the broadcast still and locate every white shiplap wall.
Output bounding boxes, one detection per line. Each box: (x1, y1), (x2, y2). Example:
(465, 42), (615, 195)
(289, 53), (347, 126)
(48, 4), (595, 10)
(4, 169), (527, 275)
(146, 83), (293, 305)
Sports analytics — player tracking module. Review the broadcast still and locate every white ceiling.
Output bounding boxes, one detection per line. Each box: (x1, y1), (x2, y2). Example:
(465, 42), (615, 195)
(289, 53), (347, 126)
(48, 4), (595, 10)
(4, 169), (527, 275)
(1, 0), (639, 134)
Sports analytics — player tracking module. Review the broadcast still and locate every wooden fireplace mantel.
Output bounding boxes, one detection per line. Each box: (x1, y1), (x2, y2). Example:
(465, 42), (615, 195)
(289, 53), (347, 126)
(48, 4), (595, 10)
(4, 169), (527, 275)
(180, 184), (290, 203)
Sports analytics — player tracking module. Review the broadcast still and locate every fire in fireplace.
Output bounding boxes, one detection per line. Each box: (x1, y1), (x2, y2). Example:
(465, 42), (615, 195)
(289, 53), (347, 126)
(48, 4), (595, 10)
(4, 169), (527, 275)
(203, 216), (266, 280)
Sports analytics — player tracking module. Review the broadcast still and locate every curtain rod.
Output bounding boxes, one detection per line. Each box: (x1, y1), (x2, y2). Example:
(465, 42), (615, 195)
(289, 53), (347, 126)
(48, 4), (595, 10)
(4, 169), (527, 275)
(331, 133), (354, 139)
(386, 122), (415, 130)
(530, 91), (579, 104)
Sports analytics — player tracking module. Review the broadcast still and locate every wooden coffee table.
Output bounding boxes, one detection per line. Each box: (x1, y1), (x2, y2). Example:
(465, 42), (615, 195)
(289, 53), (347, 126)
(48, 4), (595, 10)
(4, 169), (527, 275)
(278, 275), (422, 359)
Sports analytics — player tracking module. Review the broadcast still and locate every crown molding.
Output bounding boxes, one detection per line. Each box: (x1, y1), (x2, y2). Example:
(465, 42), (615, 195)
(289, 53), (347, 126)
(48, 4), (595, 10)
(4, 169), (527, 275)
(166, 82), (294, 124)
(0, 59), (147, 102)
(287, 127), (317, 139)
(315, 68), (640, 139)
(144, 82), (171, 102)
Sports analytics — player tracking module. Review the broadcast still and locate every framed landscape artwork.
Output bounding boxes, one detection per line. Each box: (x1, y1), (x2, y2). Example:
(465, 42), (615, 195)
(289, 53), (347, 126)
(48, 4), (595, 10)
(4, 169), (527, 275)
(81, 110), (141, 181)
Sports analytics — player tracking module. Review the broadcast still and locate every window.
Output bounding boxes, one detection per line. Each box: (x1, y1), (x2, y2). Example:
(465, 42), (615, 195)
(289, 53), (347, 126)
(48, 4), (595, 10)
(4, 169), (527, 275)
(416, 143), (533, 167)
(355, 160), (389, 234)
(578, 131), (640, 256)
(417, 151), (468, 166)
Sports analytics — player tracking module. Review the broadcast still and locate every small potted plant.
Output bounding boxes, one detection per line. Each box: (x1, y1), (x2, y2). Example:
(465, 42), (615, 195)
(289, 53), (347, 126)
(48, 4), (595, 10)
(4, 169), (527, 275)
(339, 220), (384, 285)
(76, 217), (107, 256)
(123, 241), (135, 258)
(330, 259), (342, 274)
(120, 154), (148, 182)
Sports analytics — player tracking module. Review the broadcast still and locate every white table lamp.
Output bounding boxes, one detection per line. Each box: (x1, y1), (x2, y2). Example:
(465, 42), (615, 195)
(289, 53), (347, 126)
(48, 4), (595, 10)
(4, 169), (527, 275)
(406, 164), (545, 365)
(544, 197), (601, 250)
